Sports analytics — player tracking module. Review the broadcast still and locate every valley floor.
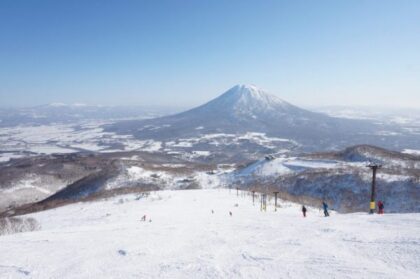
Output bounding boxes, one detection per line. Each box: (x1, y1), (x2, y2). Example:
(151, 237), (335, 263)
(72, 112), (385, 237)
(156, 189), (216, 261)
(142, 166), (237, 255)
(0, 189), (419, 278)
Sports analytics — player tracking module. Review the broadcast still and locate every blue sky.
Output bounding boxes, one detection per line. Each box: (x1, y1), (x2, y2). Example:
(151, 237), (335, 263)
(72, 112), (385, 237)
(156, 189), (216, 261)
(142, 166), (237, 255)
(0, 0), (419, 108)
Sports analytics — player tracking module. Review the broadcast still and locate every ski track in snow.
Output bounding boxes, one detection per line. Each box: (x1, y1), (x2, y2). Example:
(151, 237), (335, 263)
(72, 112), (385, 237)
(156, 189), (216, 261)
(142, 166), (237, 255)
(0, 189), (419, 279)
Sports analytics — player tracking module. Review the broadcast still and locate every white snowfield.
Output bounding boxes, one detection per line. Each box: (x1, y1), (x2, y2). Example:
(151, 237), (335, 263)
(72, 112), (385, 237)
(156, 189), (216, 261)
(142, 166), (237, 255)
(0, 189), (419, 279)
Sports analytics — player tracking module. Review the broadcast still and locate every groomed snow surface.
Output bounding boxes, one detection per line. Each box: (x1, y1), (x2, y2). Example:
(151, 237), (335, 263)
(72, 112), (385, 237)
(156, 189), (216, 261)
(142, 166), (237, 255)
(0, 189), (419, 279)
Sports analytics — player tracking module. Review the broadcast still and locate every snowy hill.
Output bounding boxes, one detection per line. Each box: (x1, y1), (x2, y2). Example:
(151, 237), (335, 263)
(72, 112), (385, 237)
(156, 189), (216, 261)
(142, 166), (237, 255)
(0, 189), (419, 278)
(1, 145), (418, 215)
(228, 145), (420, 213)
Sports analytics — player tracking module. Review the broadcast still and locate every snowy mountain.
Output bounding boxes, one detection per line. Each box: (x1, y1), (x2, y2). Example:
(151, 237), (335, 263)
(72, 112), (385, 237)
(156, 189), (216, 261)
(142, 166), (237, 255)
(2, 85), (419, 164)
(109, 84), (370, 140)
(107, 84), (419, 155)
(1, 189), (419, 278)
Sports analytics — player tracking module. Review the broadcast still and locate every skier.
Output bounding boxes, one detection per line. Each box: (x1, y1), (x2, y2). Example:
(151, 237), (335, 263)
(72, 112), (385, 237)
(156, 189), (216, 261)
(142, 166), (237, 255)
(141, 215), (146, 221)
(322, 201), (329, 217)
(378, 201), (384, 214)
(302, 205), (307, 217)
(211, 210), (214, 214)
(229, 211), (232, 217)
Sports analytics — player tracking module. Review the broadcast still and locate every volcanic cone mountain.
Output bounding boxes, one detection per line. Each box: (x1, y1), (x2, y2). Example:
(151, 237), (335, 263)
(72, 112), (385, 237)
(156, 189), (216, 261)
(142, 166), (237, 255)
(108, 84), (380, 151)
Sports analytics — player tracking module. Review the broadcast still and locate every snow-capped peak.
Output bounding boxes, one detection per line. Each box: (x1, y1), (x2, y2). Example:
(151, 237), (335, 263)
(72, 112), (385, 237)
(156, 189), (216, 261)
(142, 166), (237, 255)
(224, 84), (286, 104)
(174, 84), (306, 123)
(222, 84), (284, 102)
(201, 84), (294, 116)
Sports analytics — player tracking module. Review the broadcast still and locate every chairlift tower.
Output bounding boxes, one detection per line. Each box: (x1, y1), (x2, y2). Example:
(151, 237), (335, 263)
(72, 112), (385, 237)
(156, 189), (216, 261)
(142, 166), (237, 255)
(367, 163), (382, 214)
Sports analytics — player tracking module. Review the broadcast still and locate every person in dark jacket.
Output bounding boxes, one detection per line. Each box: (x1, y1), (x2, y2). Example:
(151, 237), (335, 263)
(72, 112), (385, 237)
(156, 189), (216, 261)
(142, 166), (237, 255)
(322, 201), (329, 217)
(378, 201), (384, 214)
(302, 205), (307, 217)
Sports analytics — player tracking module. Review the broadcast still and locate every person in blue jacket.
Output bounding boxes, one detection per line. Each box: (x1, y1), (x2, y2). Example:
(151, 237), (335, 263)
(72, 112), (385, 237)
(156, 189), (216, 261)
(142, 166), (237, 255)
(322, 201), (329, 217)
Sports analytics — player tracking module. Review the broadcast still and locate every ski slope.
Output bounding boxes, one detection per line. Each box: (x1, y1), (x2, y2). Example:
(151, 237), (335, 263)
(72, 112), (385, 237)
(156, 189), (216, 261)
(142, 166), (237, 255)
(0, 189), (419, 278)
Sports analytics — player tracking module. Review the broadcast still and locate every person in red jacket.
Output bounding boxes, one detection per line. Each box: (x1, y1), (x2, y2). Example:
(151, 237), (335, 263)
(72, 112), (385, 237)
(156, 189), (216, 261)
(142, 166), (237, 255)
(377, 201), (384, 214)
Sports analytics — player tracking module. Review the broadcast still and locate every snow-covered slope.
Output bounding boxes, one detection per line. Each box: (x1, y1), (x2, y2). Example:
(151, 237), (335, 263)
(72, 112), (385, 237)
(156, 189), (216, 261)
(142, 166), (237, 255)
(0, 189), (419, 278)
(228, 145), (420, 213)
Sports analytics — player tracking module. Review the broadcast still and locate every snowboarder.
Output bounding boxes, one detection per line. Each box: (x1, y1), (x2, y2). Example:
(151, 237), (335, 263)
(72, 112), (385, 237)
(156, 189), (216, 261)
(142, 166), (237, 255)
(302, 205), (307, 217)
(378, 201), (384, 214)
(322, 201), (329, 217)
(141, 215), (146, 221)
